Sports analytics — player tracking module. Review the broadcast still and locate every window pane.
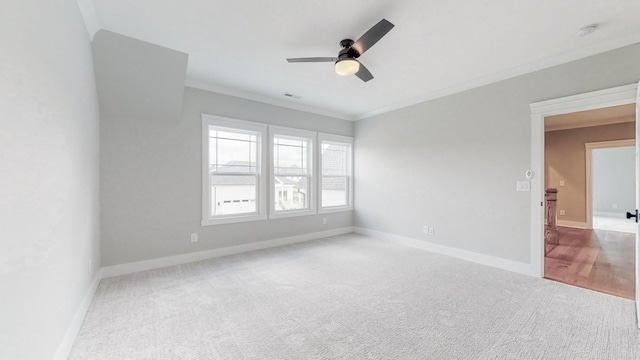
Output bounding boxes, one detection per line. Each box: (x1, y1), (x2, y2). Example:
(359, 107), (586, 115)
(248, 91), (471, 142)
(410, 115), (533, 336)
(274, 176), (308, 211)
(216, 138), (255, 172)
(274, 136), (308, 174)
(322, 142), (348, 175)
(322, 176), (347, 207)
(211, 175), (256, 215)
(210, 127), (258, 173)
(215, 130), (255, 142)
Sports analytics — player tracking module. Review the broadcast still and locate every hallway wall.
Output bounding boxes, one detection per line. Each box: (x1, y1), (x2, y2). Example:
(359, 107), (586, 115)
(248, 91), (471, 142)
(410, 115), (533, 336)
(545, 121), (634, 225)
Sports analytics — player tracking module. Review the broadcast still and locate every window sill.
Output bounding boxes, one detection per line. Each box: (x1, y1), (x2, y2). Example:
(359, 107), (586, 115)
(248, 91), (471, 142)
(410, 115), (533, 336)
(269, 208), (317, 220)
(318, 206), (353, 214)
(201, 214), (267, 226)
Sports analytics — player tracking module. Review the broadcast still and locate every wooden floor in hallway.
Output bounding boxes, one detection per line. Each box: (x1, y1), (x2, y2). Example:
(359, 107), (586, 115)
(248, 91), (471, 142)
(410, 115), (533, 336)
(544, 226), (635, 300)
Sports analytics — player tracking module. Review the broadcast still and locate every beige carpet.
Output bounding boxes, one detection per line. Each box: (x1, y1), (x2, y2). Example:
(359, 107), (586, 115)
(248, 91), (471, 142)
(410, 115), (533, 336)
(69, 234), (640, 359)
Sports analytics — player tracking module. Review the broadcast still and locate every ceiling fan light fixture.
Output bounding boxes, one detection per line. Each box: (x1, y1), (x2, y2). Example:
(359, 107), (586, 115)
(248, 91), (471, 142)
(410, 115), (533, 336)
(335, 58), (360, 76)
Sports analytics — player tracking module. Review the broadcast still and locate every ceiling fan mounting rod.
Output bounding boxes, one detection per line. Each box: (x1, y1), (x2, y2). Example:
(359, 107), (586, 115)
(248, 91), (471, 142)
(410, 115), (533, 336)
(339, 39), (354, 48)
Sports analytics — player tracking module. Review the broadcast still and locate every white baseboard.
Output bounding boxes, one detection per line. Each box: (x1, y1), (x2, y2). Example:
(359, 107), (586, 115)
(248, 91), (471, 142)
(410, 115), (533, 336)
(354, 227), (536, 277)
(557, 220), (589, 229)
(102, 226), (354, 278)
(54, 271), (102, 360)
(637, 295), (640, 329)
(593, 211), (625, 219)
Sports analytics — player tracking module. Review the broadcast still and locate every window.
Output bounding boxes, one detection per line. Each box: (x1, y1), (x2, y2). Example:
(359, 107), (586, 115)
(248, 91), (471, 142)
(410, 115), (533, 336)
(319, 133), (353, 212)
(202, 114), (353, 225)
(202, 115), (267, 225)
(269, 126), (316, 218)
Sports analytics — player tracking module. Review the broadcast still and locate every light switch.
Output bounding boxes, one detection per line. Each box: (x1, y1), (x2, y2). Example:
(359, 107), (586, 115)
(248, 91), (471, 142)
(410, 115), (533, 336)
(516, 181), (530, 192)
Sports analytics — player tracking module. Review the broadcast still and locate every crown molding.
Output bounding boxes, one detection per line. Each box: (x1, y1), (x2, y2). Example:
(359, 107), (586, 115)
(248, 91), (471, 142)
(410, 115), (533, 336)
(355, 32), (640, 120)
(185, 78), (355, 121)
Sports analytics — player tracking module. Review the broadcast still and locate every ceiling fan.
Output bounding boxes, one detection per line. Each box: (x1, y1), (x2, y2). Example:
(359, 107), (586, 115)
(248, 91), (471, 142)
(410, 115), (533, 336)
(286, 19), (394, 82)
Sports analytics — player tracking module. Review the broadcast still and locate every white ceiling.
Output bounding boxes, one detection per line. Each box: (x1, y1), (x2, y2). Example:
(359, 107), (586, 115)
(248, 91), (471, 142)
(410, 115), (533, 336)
(85, 0), (640, 120)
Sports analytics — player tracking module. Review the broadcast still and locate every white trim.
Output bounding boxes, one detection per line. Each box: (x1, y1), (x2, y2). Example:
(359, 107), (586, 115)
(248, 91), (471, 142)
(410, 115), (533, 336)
(585, 139), (635, 228)
(201, 114), (268, 226)
(593, 211), (626, 218)
(269, 126), (317, 219)
(353, 227), (536, 277)
(318, 204), (353, 215)
(102, 227), (354, 278)
(185, 78), (355, 121)
(53, 271), (102, 360)
(530, 84), (638, 114)
(634, 81), (640, 327)
(317, 207), (354, 215)
(317, 133), (354, 144)
(201, 213), (267, 226)
(530, 83), (638, 279)
(557, 220), (589, 229)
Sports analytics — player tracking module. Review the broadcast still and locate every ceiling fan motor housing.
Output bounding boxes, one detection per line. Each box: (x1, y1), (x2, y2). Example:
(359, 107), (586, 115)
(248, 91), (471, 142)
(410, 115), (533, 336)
(338, 39), (360, 59)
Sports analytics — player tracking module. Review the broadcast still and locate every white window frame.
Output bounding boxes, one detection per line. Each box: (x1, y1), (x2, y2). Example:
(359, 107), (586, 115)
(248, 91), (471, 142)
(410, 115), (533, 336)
(269, 126), (317, 219)
(201, 114), (268, 226)
(318, 133), (354, 214)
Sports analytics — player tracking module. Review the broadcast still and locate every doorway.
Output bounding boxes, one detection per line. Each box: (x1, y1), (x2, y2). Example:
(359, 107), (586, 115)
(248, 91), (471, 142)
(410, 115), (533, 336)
(530, 83), (639, 321)
(542, 106), (635, 299)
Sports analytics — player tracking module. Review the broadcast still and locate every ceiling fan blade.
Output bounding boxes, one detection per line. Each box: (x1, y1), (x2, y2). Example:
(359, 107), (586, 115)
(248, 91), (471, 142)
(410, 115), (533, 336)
(352, 19), (394, 56)
(355, 63), (373, 82)
(287, 57), (338, 63)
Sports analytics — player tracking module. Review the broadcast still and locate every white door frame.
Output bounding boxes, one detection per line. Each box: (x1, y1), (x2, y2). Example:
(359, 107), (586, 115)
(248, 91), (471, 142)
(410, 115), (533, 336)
(585, 139), (635, 229)
(634, 81), (640, 324)
(529, 83), (638, 279)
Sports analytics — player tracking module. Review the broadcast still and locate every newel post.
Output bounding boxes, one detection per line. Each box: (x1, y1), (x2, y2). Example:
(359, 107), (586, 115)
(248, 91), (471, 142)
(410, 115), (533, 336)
(545, 188), (559, 253)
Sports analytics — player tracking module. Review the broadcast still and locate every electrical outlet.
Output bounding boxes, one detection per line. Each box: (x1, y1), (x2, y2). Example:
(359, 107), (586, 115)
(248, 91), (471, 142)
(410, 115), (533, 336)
(190, 233), (198, 243)
(559, 210), (565, 216)
(428, 227), (434, 235)
(559, 180), (565, 186)
(322, 217), (327, 225)
(612, 204), (618, 209)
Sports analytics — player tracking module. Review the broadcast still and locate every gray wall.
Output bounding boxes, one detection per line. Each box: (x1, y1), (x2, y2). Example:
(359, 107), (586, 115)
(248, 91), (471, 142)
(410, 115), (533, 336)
(0, 1), (101, 359)
(98, 31), (354, 267)
(593, 146), (635, 217)
(354, 44), (640, 264)
(92, 30), (188, 122)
